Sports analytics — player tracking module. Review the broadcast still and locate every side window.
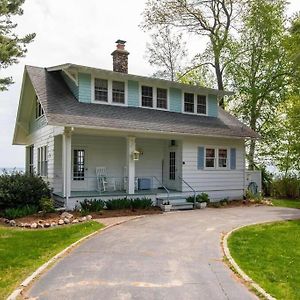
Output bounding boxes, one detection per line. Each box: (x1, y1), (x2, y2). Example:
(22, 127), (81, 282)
(184, 93), (194, 113)
(37, 146), (48, 176)
(157, 88), (167, 109)
(95, 78), (108, 102)
(141, 86), (153, 107)
(112, 81), (125, 103)
(35, 97), (44, 119)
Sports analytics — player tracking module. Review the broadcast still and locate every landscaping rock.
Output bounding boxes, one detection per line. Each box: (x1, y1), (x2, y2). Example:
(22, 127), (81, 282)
(86, 215), (92, 220)
(50, 222), (57, 227)
(60, 212), (73, 219)
(20, 223), (25, 227)
(72, 219), (79, 224)
(64, 218), (70, 224)
(25, 223), (31, 228)
(9, 220), (16, 227)
(58, 219), (64, 225)
(38, 219), (44, 224)
(31, 223), (37, 229)
(79, 216), (87, 222)
(44, 223), (50, 228)
(5, 218), (10, 224)
(37, 223), (44, 229)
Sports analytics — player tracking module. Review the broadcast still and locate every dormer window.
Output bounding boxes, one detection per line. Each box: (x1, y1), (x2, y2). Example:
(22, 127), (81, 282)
(35, 97), (44, 119)
(141, 86), (153, 107)
(184, 93), (207, 115)
(95, 78), (108, 102)
(112, 81), (125, 103)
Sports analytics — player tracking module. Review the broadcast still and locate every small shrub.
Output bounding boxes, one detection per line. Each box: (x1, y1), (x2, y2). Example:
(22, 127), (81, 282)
(0, 171), (51, 209)
(39, 197), (55, 213)
(186, 193), (210, 203)
(105, 198), (131, 210)
(272, 176), (300, 199)
(220, 198), (229, 206)
(131, 197), (152, 209)
(80, 199), (105, 213)
(4, 205), (38, 219)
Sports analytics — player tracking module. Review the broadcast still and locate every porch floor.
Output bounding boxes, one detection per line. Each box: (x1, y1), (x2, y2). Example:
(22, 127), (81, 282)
(54, 189), (177, 198)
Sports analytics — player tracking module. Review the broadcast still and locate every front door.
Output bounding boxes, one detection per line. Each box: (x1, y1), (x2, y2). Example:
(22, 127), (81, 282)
(72, 148), (87, 191)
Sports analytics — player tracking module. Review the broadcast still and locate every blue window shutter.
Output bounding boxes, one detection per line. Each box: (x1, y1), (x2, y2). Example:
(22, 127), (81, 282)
(198, 147), (204, 170)
(230, 148), (236, 170)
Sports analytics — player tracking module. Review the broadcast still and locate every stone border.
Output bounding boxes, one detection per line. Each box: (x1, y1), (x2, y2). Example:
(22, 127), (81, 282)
(7, 215), (143, 300)
(222, 222), (276, 300)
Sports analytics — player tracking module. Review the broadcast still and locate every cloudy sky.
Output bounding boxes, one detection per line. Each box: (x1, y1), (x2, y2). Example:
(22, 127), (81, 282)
(0, 0), (299, 168)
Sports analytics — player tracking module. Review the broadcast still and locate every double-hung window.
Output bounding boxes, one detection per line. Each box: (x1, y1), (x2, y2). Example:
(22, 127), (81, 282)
(205, 148), (215, 168)
(184, 93), (207, 115)
(157, 88), (168, 109)
(141, 86), (153, 107)
(37, 146), (48, 177)
(112, 81), (125, 103)
(218, 149), (228, 168)
(73, 149), (85, 180)
(27, 145), (34, 175)
(95, 78), (108, 102)
(184, 93), (194, 113)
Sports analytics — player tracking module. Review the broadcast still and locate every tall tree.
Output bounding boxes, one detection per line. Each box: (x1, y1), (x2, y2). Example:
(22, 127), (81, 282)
(0, 0), (35, 91)
(226, 0), (289, 170)
(146, 26), (187, 81)
(141, 0), (239, 107)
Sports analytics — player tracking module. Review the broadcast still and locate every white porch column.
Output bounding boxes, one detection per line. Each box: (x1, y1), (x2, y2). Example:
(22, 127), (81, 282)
(62, 128), (72, 200)
(126, 136), (136, 194)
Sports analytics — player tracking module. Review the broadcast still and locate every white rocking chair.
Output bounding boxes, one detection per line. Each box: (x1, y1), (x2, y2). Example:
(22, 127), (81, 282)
(96, 167), (116, 192)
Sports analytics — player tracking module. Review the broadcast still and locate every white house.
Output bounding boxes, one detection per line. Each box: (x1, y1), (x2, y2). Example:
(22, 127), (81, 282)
(13, 40), (260, 209)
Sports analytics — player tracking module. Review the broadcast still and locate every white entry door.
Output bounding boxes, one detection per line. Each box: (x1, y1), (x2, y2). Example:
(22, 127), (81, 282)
(72, 148), (88, 191)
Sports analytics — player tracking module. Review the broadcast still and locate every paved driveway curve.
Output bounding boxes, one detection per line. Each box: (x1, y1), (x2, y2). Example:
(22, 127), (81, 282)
(26, 206), (300, 300)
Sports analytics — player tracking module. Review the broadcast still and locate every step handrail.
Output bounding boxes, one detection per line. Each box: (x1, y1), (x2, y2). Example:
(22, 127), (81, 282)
(152, 176), (170, 203)
(178, 176), (196, 206)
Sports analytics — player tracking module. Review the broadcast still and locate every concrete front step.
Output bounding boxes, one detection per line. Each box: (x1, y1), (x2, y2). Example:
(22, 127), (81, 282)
(171, 203), (194, 210)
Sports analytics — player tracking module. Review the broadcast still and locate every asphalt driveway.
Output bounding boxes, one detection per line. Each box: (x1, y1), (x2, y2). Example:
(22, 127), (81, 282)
(26, 206), (300, 300)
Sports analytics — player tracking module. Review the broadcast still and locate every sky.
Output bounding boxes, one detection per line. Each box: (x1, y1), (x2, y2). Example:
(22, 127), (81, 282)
(0, 0), (299, 168)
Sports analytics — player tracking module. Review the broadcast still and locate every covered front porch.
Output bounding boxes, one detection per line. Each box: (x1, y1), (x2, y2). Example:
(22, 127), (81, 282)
(53, 127), (185, 207)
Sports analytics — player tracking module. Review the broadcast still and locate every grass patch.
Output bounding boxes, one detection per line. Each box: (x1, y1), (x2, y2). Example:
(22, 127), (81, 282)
(271, 198), (300, 209)
(0, 221), (103, 299)
(228, 220), (300, 300)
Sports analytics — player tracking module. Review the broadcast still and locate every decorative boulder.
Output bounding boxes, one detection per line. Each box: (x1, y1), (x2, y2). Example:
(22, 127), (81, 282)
(44, 223), (50, 228)
(25, 223), (31, 228)
(60, 212), (73, 219)
(79, 216), (87, 222)
(86, 215), (92, 220)
(58, 219), (64, 225)
(31, 223), (37, 229)
(9, 220), (16, 227)
(50, 222), (57, 227)
(64, 218), (70, 224)
(72, 219), (79, 224)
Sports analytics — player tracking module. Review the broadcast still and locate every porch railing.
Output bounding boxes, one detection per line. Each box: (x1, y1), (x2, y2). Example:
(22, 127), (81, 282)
(152, 176), (170, 202)
(178, 176), (196, 207)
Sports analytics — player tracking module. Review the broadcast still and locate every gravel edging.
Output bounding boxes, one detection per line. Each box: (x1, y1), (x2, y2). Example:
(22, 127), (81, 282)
(6, 215), (143, 300)
(222, 222), (276, 300)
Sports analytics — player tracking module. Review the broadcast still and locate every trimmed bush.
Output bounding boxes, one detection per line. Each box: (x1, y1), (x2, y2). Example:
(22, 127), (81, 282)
(105, 197), (153, 210)
(80, 199), (105, 214)
(272, 176), (300, 199)
(131, 197), (152, 209)
(39, 197), (55, 213)
(186, 193), (210, 203)
(3, 205), (38, 219)
(0, 171), (51, 209)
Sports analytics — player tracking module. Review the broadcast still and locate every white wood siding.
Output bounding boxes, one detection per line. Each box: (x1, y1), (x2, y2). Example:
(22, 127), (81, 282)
(182, 137), (245, 200)
(26, 125), (56, 187)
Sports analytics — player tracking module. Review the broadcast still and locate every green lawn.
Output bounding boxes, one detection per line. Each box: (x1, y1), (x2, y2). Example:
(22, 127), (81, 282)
(228, 220), (300, 300)
(0, 221), (103, 299)
(271, 198), (300, 209)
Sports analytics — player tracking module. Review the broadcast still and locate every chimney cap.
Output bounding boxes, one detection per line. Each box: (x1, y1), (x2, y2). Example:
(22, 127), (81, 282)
(116, 39), (126, 44)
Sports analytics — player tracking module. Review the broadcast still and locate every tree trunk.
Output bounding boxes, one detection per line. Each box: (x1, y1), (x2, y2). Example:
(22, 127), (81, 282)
(214, 58), (225, 108)
(248, 138), (256, 170)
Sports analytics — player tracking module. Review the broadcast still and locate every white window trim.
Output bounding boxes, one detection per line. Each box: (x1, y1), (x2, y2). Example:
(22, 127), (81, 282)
(182, 92), (208, 116)
(91, 74), (128, 106)
(37, 145), (48, 177)
(204, 146), (230, 170)
(139, 83), (169, 111)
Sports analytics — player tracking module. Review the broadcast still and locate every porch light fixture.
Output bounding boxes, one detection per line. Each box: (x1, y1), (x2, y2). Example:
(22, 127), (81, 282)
(132, 150), (141, 161)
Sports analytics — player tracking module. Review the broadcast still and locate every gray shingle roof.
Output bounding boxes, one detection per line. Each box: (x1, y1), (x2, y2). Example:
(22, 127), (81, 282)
(26, 65), (259, 139)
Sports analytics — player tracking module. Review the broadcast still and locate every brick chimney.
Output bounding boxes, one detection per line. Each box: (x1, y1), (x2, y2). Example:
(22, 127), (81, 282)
(111, 40), (129, 73)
